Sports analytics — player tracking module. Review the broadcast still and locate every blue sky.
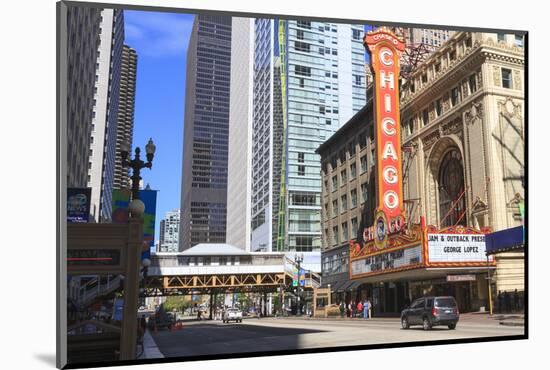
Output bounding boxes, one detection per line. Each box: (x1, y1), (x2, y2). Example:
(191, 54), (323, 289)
(124, 10), (194, 242)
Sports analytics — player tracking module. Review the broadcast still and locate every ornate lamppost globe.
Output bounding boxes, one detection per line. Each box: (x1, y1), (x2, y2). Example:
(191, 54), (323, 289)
(129, 199), (145, 217)
(141, 258), (151, 268)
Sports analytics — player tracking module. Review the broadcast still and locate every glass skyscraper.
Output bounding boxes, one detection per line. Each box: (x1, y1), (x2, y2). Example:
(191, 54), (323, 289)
(228, 19), (366, 256)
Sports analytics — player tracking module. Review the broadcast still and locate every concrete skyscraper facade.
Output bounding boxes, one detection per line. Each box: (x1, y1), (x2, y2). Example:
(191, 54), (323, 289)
(226, 20), (366, 262)
(66, 6), (102, 188)
(114, 45), (138, 190)
(159, 210), (181, 252)
(87, 9), (125, 222)
(179, 15), (232, 251)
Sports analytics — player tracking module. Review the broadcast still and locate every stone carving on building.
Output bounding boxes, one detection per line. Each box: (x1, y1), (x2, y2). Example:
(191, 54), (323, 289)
(422, 130), (440, 153)
(513, 70), (522, 90)
(499, 97), (522, 121)
(441, 118), (463, 136)
(476, 70), (483, 89)
(465, 101), (483, 125)
(493, 65), (501, 87)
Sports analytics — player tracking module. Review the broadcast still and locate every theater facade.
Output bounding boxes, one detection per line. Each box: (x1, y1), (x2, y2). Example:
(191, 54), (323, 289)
(318, 29), (524, 315)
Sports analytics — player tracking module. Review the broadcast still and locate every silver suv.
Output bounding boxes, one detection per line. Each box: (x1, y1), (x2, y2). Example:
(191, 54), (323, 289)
(223, 308), (243, 323)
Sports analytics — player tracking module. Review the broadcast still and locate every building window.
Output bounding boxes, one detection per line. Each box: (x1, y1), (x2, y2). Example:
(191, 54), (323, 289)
(497, 33), (505, 43)
(421, 74), (427, 84)
(422, 109), (430, 126)
(468, 74), (477, 93)
(294, 65), (311, 77)
(348, 141), (356, 157)
(295, 41), (310, 52)
(451, 86), (461, 106)
(297, 20), (311, 29)
(298, 152), (305, 163)
(350, 189), (357, 208)
(435, 99), (442, 117)
(332, 200), (338, 215)
(296, 29), (304, 40)
(502, 68), (512, 88)
(341, 169), (347, 184)
(319, 106), (325, 114)
(449, 50), (456, 61)
(438, 148), (466, 227)
(332, 175), (338, 190)
(298, 165), (305, 176)
(352, 29), (361, 40)
(408, 118), (415, 135)
(360, 156), (367, 173)
(361, 182), (368, 203)
(341, 195), (347, 212)
(465, 36), (472, 48)
(351, 218), (358, 239)
(299, 78), (305, 88)
(332, 226), (339, 245)
(350, 163), (356, 179)
(435, 63), (441, 73)
(342, 222), (349, 242)
(514, 34), (523, 47)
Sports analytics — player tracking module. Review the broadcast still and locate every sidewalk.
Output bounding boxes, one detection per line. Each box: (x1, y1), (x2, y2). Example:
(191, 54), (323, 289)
(138, 329), (164, 359)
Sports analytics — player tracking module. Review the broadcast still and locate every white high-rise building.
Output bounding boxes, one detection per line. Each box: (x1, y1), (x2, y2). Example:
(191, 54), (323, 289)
(227, 19), (367, 268)
(226, 18), (255, 251)
(160, 210), (181, 252)
(87, 9), (125, 222)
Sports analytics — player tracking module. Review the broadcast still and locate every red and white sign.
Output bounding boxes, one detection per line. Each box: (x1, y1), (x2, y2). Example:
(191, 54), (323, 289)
(365, 29), (405, 224)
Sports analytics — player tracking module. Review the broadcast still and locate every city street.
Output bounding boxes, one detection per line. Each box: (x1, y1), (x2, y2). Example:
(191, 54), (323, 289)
(150, 314), (524, 358)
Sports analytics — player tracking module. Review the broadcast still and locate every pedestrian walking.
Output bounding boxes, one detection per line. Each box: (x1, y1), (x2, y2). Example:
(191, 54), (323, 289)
(357, 301), (363, 319)
(363, 298), (369, 319)
(513, 289), (520, 312)
(339, 301), (345, 318)
(367, 298), (372, 319)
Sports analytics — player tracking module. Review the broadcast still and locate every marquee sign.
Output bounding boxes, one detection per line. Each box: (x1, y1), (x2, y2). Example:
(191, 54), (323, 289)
(428, 233), (488, 263)
(364, 28), (406, 249)
(351, 244), (422, 277)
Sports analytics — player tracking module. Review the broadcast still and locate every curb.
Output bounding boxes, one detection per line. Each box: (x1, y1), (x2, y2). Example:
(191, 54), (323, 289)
(140, 329), (165, 359)
(499, 321), (524, 327)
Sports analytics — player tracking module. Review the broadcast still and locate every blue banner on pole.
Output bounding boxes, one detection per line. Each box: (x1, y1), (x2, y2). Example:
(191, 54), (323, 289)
(67, 188), (91, 223)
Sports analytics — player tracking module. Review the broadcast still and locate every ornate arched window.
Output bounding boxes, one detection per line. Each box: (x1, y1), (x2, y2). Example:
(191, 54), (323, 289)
(438, 148), (466, 227)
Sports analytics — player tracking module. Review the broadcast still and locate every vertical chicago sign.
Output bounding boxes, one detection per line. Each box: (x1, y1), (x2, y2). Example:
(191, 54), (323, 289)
(364, 28), (406, 249)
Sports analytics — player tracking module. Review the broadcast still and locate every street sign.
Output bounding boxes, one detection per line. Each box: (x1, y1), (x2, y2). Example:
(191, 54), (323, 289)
(447, 274), (476, 282)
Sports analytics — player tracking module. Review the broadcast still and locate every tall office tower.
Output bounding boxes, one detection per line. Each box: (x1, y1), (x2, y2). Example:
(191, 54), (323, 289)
(113, 45), (138, 190)
(227, 20), (367, 255)
(226, 18), (254, 251)
(66, 6), (102, 187)
(87, 8), (124, 222)
(179, 15), (232, 251)
(159, 210), (181, 252)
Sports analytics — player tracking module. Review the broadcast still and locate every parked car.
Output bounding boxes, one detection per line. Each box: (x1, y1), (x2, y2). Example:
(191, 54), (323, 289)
(223, 308), (243, 323)
(401, 296), (459, 330)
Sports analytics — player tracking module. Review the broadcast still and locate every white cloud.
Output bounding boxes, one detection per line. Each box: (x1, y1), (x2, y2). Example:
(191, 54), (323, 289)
(124, 11), (194, 58)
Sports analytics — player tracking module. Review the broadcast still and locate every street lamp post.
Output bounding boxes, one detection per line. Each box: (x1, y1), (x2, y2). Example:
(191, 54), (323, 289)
(295, 253), (304, 316)
(120, 138), (156, 201)
(118, 138), (155, 360)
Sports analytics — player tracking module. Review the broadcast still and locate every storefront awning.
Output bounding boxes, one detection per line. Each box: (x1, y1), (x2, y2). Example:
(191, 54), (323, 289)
(339, 280), (363, 292)
(485, 226), (524, 254)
